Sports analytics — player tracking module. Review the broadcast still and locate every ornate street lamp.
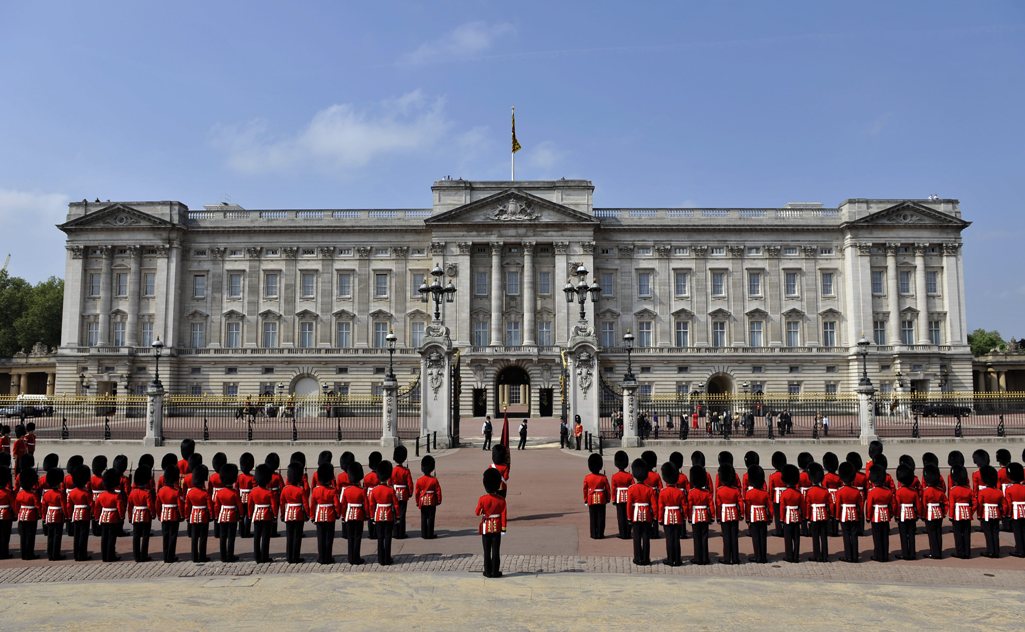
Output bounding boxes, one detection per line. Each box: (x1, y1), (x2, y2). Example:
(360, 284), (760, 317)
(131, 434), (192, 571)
(623, 330), (636, 383)
(419, 263), (457, 322)
(386, 330), (398, 380)
(857, 336), (872, 387)
(151, 338), (165, 387)
(563, 265), (601, 323)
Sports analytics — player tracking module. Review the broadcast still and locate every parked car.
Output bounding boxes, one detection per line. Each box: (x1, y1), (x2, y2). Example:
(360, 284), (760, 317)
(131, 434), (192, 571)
(911, 402), (972, 417)
(0, 404), (54, 418)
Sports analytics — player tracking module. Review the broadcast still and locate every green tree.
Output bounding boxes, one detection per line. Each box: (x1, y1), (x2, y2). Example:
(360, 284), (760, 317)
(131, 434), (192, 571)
(14, 276), (63, 352)
(0, 270), (32, 357)
(967, 328), (1005, 357)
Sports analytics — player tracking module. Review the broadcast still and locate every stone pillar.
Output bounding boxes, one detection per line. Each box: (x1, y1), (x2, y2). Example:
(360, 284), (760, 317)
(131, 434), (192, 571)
(319, 247), (335, 346)
(98, 246), (113, 346)
(621, 378), (639, 448)
(914, 244), (930, 344)
(46, 373), (55, 397)
(355, 247), (370, 347)
(10, 373), (21, 396)
(554, 242), (569, 345)
(858, 383), (877, 444)
(420, 323), (454, 448)
(941, 244), (963, 346)
(489, 242), (503, 346)
(998, 371), (1007, 392)
(522, 241), (536, 346)
(886, 244), (900, 346)
(453, 243), (472, 347)
(567, 329), (600, 438)
(144, 382), (164, 447)
(381, 375), (399, 448)
(126, 246), (141, 347)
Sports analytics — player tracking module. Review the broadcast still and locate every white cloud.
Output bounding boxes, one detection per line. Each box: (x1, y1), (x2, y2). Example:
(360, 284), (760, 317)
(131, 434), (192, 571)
(213, 91), (453, 175)
(0, 189), (69, 282)
(399, 21), (515, 65)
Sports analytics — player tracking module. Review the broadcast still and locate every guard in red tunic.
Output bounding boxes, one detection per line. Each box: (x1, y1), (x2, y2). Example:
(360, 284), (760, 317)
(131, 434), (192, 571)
(779, 464), (804, 563)
(977, 465), (1007, 558)
(178, 439), (195, 476)
(744, 465), (772, 564)
(822, 452), (842, 537)
(237, 452), (255, 539)
(214, 464), (241, 563)
(340, 461), (368, 564)
(1004, 463), (1025, 557)
(741, 451), (762, 491)
(805, 463), (831, 563)
(796, 452), (814, 538)
(367, 460), (399, 566)
(688, 464), (714, 565)
(89, 455), (107, 537)
(62, 455), (85, 539)
(898, 455), (922, 496)
(921, 464), (947, 559)
(768, 451), (787, 537)
(11, 425), (28, 471)
(279, 462), (310, 564)
(847, 452), (868, 537)
(40, 468), (67, 561)
(865, 465), (895, 562)
(127, 467), (155, 562)
(610, 451), (634, 540)
(627, 459), (658, 566)
(583, 453), (611, 539)
(716, 464), (743, 565)
(14, 468), (41, 560)
(208, 452), (228, 540)
(185, 465), (213, 563)
(971, 449), (991, 493)
(489, 445), (510, 499)
(642, 451), (663, 539)
(65, 465), (91, 561)
(249, 464), (278, 563)
(948, 465), (975, 559)
(93, 469), (125, 562)
(414, 455), (442, 540)
(996, 449), (1013, 534)
(157, 466), (184, 563)
(659, 462), (685, 566)
(946, 450), (965, 491)
(24, 422), (36, 456)
(476, 468), (507, 578)
(264, 453), (284, 538)
(391, 446), (414, 539)
(923, 452), (946, 493)
(363, 451), (382, 539)
(894, 464), (921, 560)
(310, 462), (340, 564)
(669, 452), (690, 540)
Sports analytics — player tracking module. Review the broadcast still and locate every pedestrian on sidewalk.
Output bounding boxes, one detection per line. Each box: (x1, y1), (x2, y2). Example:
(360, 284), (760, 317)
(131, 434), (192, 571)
(482, 416), (493, 451)
(573, 416), (583, 450)
(559, 418), (569, 448)
(517, 419), (528, 450)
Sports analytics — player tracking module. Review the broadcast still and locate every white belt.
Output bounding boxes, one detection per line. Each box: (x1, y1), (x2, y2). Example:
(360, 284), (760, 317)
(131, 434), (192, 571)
(394, 485), (407, 490)
(100, 507), (117, 513)
(285, 503), (302, 509)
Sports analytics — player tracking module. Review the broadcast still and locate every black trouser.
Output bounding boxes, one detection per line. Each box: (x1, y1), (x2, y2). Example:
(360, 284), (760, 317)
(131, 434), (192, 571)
(663, 523), (682, 564)
(750, 522), (768, 562)
(132, 521), (150, 562)
(345, 520), (364, 563)
(615, 504), (629, 539)
(982, 519), (1001, 557)
(517, 436), (526, 450)
(952, 520), (972, 558)
(829, 515), (840, 537)
(649, 518), (661, 540)
(285, 520), (304, 563)
(240, 505), (251, 538)
(253, 520), (272, 563)
(161, 520), (180, 562)
(588, 504), (606, 539)
(897, 519), (917, 559)
(809, 521), (828, 561)
(0, 521), (11, 559)
(191, 522), (209, 562)
(575, 436), (581, 450)
(483, 433), (492, 451)
(315, 522), (335, 563)
(395, 501), (408, 538)
(631, 521), (651, 564)
(560, 434), (567, 448)
(368, 519), (377, 539)
(47, 520), (64, 560)
(482, 533), (501, 577)
(420, 506), (436, 539)
(220, 522), (238, 562)
(925, 519), (943, 558)
(377, 520), (394, 564)
(871, 522), (890, 561)
(783, 523), (801, 562)
(721, 521), (739, 563)
(841, 521), (859, 561)
(18, 520), (37, 560)
(773, 502), (783, 537)
(1011, 518), (1025, 556)
(692, 522), (710, 564)
(72, 520), (89, 561)
(100, 523), (117, 562)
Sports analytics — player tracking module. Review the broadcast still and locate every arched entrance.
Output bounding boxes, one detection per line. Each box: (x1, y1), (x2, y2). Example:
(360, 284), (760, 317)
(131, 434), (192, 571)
(706, 374), (734, 415)
(292, 376), (320, 397)
(495, 366), (530, 416)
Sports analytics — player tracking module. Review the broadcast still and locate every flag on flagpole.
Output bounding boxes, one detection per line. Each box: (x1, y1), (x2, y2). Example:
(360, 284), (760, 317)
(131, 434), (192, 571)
(511, 107), (522, 154)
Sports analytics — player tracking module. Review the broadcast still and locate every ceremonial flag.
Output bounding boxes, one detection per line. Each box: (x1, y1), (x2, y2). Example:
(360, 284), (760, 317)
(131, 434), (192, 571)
(500, 407), (511, 466)
(512, 106), (522, 154)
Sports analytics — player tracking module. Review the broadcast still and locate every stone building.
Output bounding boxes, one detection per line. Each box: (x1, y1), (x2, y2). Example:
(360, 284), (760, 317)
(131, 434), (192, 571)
(55, 179), (972, 417)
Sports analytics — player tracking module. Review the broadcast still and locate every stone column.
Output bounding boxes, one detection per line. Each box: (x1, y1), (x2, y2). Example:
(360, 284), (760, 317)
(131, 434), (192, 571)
(523, 241), (536, 346)
(655, 244), (672, 347)
(355, 247), (371, 348)
(392, 247), (408, 347)
(914, 244), (930, 345)
(554, 242), (570, 345)
(420, 323), (454, 448)
(941, 243), (964, 347)
(60, 245), (87, 347)
(568, 332), (600, 438)
(46, 373), (55, 397)
(144, 381), (164, 447)
(164, 241), (184, 349)
(319, 247), (335, 346)
(381, 374), (398, 447)
(454, 243), (473, 347)
(97, 246), (113, 345)
(490, 242), (503, 346)
(19, 373), (29, 395)
(857, 383), (877, 444)
(998, 371), (1007, 392)
(886, 244), (900, 346)
(621, 378), (639, 448)
(126, 246), (141, 347)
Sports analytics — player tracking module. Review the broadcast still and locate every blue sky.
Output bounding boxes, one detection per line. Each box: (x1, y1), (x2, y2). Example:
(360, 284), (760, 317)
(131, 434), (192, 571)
(1, 1), (1022, 334)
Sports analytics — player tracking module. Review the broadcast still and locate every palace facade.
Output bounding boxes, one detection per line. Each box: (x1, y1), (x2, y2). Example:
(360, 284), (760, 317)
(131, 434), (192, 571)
(55, 179), (972, 417)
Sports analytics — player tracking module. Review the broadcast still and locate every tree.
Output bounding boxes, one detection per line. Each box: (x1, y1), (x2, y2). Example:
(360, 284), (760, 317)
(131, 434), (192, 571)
(0, 271), (63, 357)
(0, 270), (31, 357)
(967, 328), (1005, 357)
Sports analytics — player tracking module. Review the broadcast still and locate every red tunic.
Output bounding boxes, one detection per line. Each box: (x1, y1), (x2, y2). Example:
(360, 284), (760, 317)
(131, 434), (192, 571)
(947, 485), (976, 522)
(972, 469), (985, 493)
(798, 471), (812, 495)
(582, 473), (611, 506)
(687, 487), (715, 524)
(309, 485), (341, 522)
(922, 486), (948, 521)
(11, 438), (28, 464)
(0, 436), (9, 455)
(237, 471), (255, 509)
(644, 471), (663, 495)
(610, 470), (634, 505)
(676, 472), (691, 492)
(185, 487), (213, 524)
(279, 484), (310, 522)
(851, 472), (868, 499)
(998, 468), (1012, 495)
(414, 475), (442, 508)
(93, 490), (125, 523)
(391, 465), (414, 503)
(658, 486), (686, 525)
(976, 487), (1007, 522)
(768, 471), (785, 506)
(742, 472), (766, 492)
(803, 485), (832, 522)
(366, 484), (399, 523)
(779, 488), (805, 525)
(14, 488), (41, 522)
(340, 485), (368, 522)
(213, 488), (242, 524)
(362, 471), (380, 494)
(894, 485), (922, 521)
(865, 487), (894, 523)
(156, 485), (185, 522)
(66, 488), (91, 522)
(715, 485), (743, 522)
(744, 487), (772, 523)
(1005, 483), (1025, 520)
(247, 486), (278, 522)
(335, 470), (351, 491)
(177, 458), (190, 475)
(475, 492), (507, 534)
(488, 464), (510, 495)
(126, 486), (155, 524)
(626, 482), (659, 523)
(40, 488), (67, 524)
(24, 432), (36, 455)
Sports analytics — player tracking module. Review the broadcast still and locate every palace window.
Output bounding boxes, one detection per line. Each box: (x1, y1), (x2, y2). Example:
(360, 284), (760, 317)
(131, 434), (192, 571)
(599, 321), (616, 348)
(225, 322), (241, 348)
(538, 271), (552, 295)
(899, 270), (913, 295)
(263, 321), (278, 348)
(411, 321), (426, 347)
(784, 271), (799, 297)
(86, 321), (99, 346)
(900, 319), (915, 345)
(599, 272), (615, 297)
(140, 322), (153, 347)
(926, 270), (940, 295)
(871, 270), (885, 295)
(820, 271), (834, 297)
(88, 273), (101, 297)
(929, 320), (942, 345)
(537, 320), (552, 346)
(299, 321), (315, 348)
(115, 272), (128, 297)
(474, 271), (488, 296)
(228, 272), (243, 299)
(143, 272), (155, 297)
(374, 272), (389, 298)
(411, 272), (426, 298)
(112, 321), (125, 347)
(712, 321), (726, 348)
(190, 322), (206, 348)
(675, 321), (690, 348)
(749, 320), (763, 348)
(335, 320), (352, 347)
(637, 320), (653, 348)
(506, 270), (520, 296)
(192, 274), (206, 299)
(264, 272), (279, 298)
(873, 320), (887, 346)
(785, 321), (800, 347)
(300, 271), (317, 298)
(637, 271), (653, 298)
(822, 321), (837, 347)
(373, 321), (389, 348)
(336, 272), (353, 298)
(674, 271), (689, 296)
(748, 271), (761, 297)
(505, 319), (521, 346)
(711, 271), (726, 297)
(472, 320), (489, 347)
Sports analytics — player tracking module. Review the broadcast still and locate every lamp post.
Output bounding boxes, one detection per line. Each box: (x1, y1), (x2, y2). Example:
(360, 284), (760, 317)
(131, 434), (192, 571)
(386, 330), (397, 380)
(857, 336), (871, 387)
(151, 338), (164, 387)
(563, 265), (601, 324)
(419, 263), (456, 322)
(623, 330), (636, 384)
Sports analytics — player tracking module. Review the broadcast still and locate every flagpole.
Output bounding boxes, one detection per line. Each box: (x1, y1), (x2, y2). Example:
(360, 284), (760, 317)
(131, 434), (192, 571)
(511, 106), (516, 181)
